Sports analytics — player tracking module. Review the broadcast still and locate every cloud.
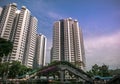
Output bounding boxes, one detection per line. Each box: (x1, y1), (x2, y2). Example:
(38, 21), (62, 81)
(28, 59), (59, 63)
(48, 12), (63, 20)
(85, 31), (120, 70)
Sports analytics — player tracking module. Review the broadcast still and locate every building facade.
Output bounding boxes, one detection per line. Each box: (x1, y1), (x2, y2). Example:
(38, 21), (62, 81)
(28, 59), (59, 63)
(0, 7), (3, 21)
(0, 3), (17, 40)
(34, 34), (47, 68)
(52, 18), (85, 69)
(0, 3), (47, 68)
(10, 6), (31, 63)
(23, 16), (38, 68)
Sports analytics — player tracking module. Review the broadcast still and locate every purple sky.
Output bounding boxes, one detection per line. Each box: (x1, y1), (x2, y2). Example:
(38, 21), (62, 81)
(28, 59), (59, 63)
(0, 0), (120, 70)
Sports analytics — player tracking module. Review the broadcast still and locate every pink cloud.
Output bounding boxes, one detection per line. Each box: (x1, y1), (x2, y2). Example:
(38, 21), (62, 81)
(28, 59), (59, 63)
(85, 31), (120, 70)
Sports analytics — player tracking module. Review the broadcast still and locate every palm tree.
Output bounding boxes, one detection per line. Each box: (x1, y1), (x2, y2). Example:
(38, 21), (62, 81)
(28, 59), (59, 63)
(0, 38), (13, 62)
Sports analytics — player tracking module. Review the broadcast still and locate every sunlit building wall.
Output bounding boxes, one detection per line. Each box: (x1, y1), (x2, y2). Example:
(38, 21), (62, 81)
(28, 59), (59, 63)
(10, 6), (31, 63)
(0, 7), (3, 21)
(23, 16), (38, 68)
(34, 34), (47, 68)
(0, 3), (17, 40)
(0, 3), (47, 69)
(52, 18), (85, 69)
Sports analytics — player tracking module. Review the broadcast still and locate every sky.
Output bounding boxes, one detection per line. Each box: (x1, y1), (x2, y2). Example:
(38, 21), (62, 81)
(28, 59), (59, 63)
(0, 0), (120, 70)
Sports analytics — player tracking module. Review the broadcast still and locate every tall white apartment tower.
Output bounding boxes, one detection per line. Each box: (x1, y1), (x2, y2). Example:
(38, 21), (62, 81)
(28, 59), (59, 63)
(52, 18), (85, 69)
(0, 3), (17, 40)
(0, 3), (47, 68)
(34, 34), (47, 68)
(0, 7), (3, 18)
(10, 6), (30, 63)
(23, 16), (38, 68)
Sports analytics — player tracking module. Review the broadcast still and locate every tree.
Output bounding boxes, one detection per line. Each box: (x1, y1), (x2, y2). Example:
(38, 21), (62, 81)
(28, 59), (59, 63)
(8, 61), (32, 78)
(87, 64), (110, 77)
(0, 62), (10, 79)
(0, 61), (32, 79)
(0, 38), (13, 62)
(18, 64), (32, 76)
(99, 64), (110, 77)
(109, 69), (120, 76)
(8, 61), (21, 78)
(92, 64), (100, 76)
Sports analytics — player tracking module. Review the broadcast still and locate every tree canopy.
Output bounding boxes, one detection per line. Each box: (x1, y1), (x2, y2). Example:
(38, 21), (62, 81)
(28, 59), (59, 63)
(87, 64), (110, 77)
(0, 61), (32, 79)
(0, 38), (13, 57)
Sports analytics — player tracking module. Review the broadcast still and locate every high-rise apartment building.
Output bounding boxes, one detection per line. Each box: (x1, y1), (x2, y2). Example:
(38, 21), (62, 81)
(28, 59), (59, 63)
(10, 6), (31, 63)
(0, 3), (46, 68)
(0, 7), (3, 19)
(52, 18), (85, 69)
(34, 34), (47, 68)
(0, 3), (17, 40)
(23, 16), (38, 68)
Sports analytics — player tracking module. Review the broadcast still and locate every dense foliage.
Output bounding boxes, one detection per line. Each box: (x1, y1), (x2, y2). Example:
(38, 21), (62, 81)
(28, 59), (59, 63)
(87, 64), (110, 77)
(87, 64), (120, 77)
(0, 61), (32, 79)
(0, 38), (13, 62)
(0, 38), (13, 57)
(0, 38), (33, 79)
